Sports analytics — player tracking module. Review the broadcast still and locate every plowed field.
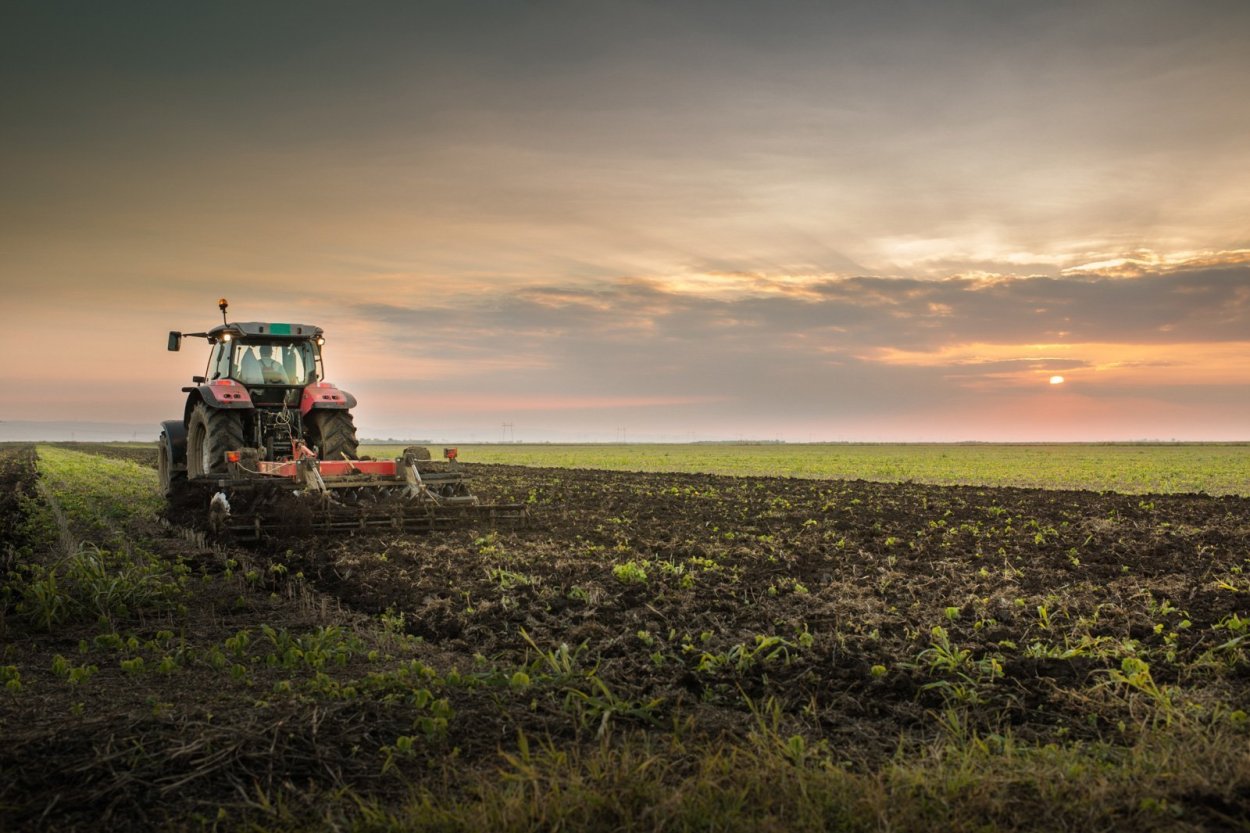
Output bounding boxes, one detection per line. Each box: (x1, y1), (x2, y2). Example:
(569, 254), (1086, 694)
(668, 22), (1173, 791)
(294, 464), (1250, 762)
(3, 443), (1249, 831)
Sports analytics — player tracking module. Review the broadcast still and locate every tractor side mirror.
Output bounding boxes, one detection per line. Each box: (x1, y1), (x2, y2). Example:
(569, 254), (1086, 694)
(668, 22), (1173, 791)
(167, 331), (183, 351)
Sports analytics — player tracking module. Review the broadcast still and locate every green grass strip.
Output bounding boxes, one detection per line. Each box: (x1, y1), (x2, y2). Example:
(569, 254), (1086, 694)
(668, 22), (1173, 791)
(12, 447), (182, 630)
(361, 443), (1250, 495)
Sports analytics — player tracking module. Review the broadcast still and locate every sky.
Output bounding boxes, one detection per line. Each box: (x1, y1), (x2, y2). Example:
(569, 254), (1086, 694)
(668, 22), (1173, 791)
(2, 0), (1248, 442)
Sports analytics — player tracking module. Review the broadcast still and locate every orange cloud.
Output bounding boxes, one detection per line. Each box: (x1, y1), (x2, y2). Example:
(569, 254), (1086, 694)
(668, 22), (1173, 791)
(1062, 249), (1250, 278)
(861, 341), (1250, 389)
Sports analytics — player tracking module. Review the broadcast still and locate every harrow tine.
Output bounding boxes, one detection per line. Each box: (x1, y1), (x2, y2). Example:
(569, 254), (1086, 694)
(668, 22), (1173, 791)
(214, 490), (528, 540)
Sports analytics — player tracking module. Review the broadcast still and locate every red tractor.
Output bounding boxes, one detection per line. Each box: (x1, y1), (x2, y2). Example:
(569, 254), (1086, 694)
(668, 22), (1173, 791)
(160, 299), (524, 537)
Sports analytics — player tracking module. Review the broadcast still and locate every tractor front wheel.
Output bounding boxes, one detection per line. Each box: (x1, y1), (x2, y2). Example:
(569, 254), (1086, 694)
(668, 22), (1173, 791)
(307, 410), (359, 461)
(186, 402), (245, 477)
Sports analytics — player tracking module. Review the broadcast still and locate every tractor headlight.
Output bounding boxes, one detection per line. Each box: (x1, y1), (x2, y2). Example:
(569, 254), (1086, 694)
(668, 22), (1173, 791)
(222, 333), (233, 342)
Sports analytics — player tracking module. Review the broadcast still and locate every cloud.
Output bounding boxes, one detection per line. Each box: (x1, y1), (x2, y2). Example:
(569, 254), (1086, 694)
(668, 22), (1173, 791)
(350, 261), (1250, 361)
(322, 262), (1250, 438)
(7, 1), (1250, 296)
(1062, 249), (1250, 278)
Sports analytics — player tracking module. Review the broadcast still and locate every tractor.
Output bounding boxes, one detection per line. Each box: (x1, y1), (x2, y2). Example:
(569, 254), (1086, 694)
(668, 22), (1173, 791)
(159, 299), (525, 537)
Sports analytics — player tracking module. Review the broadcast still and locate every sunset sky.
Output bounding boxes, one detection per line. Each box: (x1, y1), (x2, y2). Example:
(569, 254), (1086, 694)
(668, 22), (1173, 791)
(2, 1), (1248, 441)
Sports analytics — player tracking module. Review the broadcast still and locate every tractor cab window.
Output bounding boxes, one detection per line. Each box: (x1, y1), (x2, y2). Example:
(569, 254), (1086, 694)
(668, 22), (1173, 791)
(232, 341), (318, 385)
(208, 342), (231, 381)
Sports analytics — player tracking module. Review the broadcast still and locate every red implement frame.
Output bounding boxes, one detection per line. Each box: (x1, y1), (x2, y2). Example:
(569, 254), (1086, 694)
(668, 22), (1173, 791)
(256, 459), (398, 478)
(249, 440), (401, 480)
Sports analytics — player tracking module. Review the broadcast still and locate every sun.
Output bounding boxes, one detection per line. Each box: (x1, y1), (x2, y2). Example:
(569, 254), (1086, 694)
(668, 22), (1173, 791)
(1049, 375), (1065, 385)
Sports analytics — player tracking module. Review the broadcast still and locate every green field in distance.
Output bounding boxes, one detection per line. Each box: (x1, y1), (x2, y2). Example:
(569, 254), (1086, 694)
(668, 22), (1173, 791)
(357, 442), (1250, 496)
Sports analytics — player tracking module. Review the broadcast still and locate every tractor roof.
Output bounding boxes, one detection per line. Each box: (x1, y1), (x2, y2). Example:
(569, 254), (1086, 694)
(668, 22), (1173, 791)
(208, 322), (323, 340)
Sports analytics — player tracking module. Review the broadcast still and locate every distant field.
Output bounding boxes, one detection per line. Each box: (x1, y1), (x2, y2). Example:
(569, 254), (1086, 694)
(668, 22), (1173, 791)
(18, 440), (1247, 496)
(360, 442), (1250, 495)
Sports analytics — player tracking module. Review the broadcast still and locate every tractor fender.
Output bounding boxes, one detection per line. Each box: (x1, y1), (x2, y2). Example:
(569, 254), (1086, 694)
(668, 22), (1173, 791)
(160, 419), (187, 470)
(301, 382), (356, 416)
(181, 381), (254, 425)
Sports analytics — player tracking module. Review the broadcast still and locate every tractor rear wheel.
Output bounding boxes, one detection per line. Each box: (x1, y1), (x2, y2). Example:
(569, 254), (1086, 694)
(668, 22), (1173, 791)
(307, 410), (358, 461)
(158, 431), (188, 498)
(186, 402), (245, 477)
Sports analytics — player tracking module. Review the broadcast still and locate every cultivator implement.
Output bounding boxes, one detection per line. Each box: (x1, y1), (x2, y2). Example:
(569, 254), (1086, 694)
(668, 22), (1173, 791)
(183, 446), (527, 540)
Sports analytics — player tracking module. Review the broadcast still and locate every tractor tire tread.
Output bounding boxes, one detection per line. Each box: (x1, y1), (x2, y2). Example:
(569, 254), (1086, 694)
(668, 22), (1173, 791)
(188, 402), (245, 476)
(310, 410), (359, 461)
(158, 431), (189, 499)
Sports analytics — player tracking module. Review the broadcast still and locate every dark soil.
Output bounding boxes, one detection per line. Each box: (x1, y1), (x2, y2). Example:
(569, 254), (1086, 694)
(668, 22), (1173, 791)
(6, 444), (1249, 829)
(0, 445), (37, 586)
(279, 463), (1250, 761)
(0, 446), (440, 829)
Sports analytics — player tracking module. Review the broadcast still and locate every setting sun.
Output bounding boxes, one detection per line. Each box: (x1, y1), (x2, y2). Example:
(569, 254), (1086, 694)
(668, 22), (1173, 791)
(1049, 375), (1066, 385)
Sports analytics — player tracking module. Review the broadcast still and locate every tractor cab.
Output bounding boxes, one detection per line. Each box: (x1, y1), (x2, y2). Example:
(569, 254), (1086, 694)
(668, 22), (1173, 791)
(203, 323), (322, 381)
(202, 323), (325, 407)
